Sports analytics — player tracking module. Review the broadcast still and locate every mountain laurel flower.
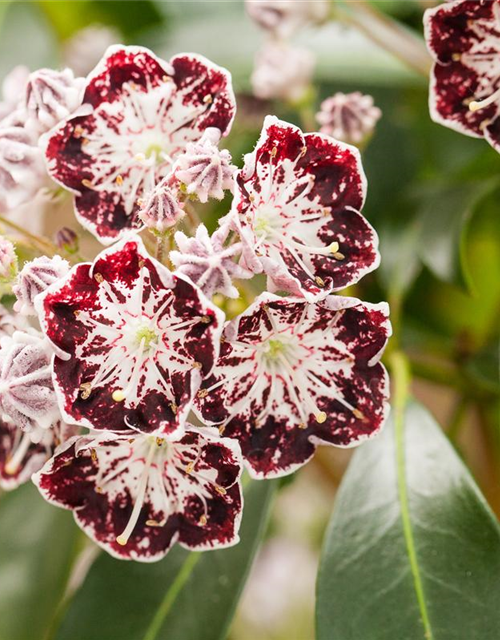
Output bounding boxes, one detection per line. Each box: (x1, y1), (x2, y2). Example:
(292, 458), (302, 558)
(24, 68), (84, 133)
(173, 127), (236, 203)
(35, 235), (224, 437)
(251, 42), (315, 103)
(43, 45), (236, 244)
(316, 92), (382, 145)
(196, 293), (390, 478)
(138, 179), (185, 234)
(34, 426), (243, 561)
(0, 419), (75, 491)
(0, 236), (17, 281)
(13, 255), (70, 316)
(0, 330), (59, 433)
(0, 123), (48, 211)
(230, 116), (379, 301)
(245, 0), (329, 39)
(424, 0), (500, 151)
(171, 223), (253, 299)
(0, 66), (29, 123)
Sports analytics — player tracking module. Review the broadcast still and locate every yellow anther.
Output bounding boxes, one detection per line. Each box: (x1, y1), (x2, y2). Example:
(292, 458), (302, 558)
(156, 437), (164, 447)
(316, 411), (327, 424)
(353, 408), (365, 420)
(203, 94), (213, 104)
(452, 53), (461, 62)
(198, 389), (208, 399)
(116, 535), (128, 546)
(192, 361), (203, 370)
(94, 273), (104, 283)
(146, 519), (162, 527)
(329, 242), (340, 254)
(333, 251), (345, 261)
(298, 422), (307, 429)
(200, 315), (212, 324)
(215, 485), (227, 496)
(199, 515), (208, 526)
(271, 146), (278, 158)
(116, 175), (124, 186)
(90, 448), (97, 463)
(315, 276), (325, 287)
(112, 390), (126, 402)
(82, 179), (94, 189)
(79, 383), (92, 400)
(218, 425), (226, 435)
(185, 463), (194, 474)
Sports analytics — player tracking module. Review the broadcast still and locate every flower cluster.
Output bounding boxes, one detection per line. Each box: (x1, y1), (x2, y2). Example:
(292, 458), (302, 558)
(0, 45), (390, 562)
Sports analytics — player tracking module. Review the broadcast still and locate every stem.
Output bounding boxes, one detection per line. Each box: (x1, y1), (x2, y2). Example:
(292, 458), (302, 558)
(0, 214), (57, 256)
(390, 350), (434, 640)
(334, 1), (432, 78)
(155, 235), (166, 264)
(183, 200), (201, 230)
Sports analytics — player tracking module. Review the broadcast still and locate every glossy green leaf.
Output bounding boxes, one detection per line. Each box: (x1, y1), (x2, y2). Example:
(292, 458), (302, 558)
(55, 479), (276, 640)
(0, 483), (80, 640)
(417, 179), (498, 291)
(316, 401), (500, 640)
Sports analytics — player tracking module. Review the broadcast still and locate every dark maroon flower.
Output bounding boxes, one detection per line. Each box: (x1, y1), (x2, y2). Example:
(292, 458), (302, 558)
(195, 293), (390, 478)
(424, 0), (500, 150)
(35, 235), (224, 437)
(228, 116), (379, 302)
(42, 45), (236, 244)
(34, 426), (243, 561)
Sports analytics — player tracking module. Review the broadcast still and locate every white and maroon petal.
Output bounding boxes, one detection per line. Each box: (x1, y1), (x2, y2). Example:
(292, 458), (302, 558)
(36, 235), (224, 437)
(196, 293), (391, 479)
(425, 0), (500, 145)
(231, 116), (378, 301)
(43, 46), (236, 244)
(33, 427), (243, 562)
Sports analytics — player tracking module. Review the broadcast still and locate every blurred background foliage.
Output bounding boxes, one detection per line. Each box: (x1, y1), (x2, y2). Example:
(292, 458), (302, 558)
(0, 2), (499, 639)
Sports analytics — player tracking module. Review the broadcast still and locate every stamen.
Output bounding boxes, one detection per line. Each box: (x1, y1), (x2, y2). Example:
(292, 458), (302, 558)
(5, 432), (32, 475)
(469, 86), (500, 111)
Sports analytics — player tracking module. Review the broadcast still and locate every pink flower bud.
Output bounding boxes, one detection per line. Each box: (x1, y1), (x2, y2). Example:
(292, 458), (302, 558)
(138, 180), (184, 235)
(24, 68), (84, 133)
(0, 237), (17, 280)
(174, 128), (236, 203)
(316, 93), (382, 145)
(13, 255), (70, 316)
(246, 0), (329, 38)
(55, 227), (79, 254)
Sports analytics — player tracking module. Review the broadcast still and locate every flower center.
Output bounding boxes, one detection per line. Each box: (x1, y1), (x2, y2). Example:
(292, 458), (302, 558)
(253, 203), (282, 238)
(263, 338), (288, 361)
(135, 324), (158, 349)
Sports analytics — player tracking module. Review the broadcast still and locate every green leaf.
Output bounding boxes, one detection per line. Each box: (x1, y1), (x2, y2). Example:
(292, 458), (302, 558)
(54, 478), (276, 640)
(417, 179), (498, 291)
(0, 483), (79, 640)
(316, 401), (500, 640)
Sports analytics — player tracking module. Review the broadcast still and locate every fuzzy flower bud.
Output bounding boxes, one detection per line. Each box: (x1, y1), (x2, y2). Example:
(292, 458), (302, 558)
(0, 331), (59, 432)
(0, 237), (17, 281)
(13, 255), (70, 316)
(24, 68), (84, 133)
(251, 42), (315, 103)
(246, 0), (329, 38)
(170, 223), (252, 299)
(138, 180), (185, 235)
(174, 128), (236, 203)
(55, 227), (79, 254)
(0, 66), (29, 123)
(0, 124), (47, 211)
(316, 92), (382, 145)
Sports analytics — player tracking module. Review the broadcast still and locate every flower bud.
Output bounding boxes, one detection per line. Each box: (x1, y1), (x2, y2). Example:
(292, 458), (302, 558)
(138, 180), (184, 235)
(63, 25), (123, 76)
(173, 128), (236, 203)
(0, 237), (17, 281)
(55, 227), (79, 254)
(316, 92), (382, 145)
(24, 68), (84, 133)
(246, 0), (329, 38)
(251, 42), (315, 103)
(13, 255), (70, 316)
(0, 66), (29, 123)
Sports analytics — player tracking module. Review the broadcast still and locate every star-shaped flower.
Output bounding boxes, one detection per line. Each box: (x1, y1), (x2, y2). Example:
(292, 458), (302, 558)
(229, 116), (380, 301)
(195, 293), (390, 478)
(0, 419), (75, 491)
(35, 235), (225, 437)
(13, 254), (70, 316)
(424, 0), (500, 151)
(43, 45), (236, 244)
(316, 92), (382, 145)
(34, 426), (243, 561)
(170, 224), (252, 299)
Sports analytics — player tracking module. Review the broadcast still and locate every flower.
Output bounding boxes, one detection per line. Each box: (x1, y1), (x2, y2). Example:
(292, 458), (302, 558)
(0, 66), (29, 122)
(13, 255), (70, 315)
(171, 223), (253, 299)
(229, 116), (379, 301)
(34, 426), (243, 561)
(43, 45), (236, 244)
(0, 419), (74, 491)
(424, 0), (500, 151)
(0, 123), (48, 211)
(24, 68), (84, 133)
(138, 179), (185, 234)
(0, 236), (17, 280)
(316, 92), (382, 145)
(251, 42), (315, 103)
(35, 235), (225, 437)
(0, 330), (59, 433)
(173, 127), (236, 203)
(196, 293), (390, 478)
(246, 0), (329, 39)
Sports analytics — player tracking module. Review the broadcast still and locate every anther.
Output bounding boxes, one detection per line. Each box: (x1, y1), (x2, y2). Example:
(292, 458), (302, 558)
(316, 411), (327, 424)
(90, 448), (97, 463)
(199, 515), (207, 526)
(94, 273), (104, 283)
(215, 485), (226, 495)
(80, 382), (92, 399)
(353, 408), (365, 420)
(116, 175), (124, 186)
(203, 95), (213, 104)
(315, 276), (325, 287)
(198, 389), (208, 399)
(82, 179), (94, 189)
(112, 390), (125, 402)
(200, 315), (212, 324)
(156, 437), (164, 447)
